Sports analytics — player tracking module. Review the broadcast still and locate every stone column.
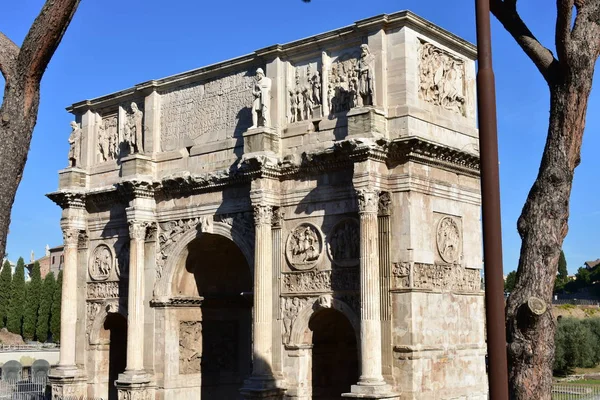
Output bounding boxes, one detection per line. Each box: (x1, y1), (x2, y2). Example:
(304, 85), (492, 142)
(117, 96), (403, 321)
(378, 192), (393, 383)
(344, 189), (397, 399)
(241, 204), (284, 399)
(57, 228), (80, 371)
(125, 220), (148, 374)
(272, 208), (284, 377)
(116, 221), (153, 399)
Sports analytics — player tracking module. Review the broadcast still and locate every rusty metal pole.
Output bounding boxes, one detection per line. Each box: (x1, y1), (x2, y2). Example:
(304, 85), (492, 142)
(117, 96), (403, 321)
(475, 0), (509, 399)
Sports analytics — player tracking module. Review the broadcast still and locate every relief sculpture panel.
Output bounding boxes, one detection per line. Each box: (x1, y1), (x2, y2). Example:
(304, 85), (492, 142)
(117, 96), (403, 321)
(89, 244), (113, 281)
(179, 321), (202, 374)
(436, 216), (461, 264)
(418, 41), (466, 116)
(282, 268), (360, 293)
(327, 218), (360, 267)
(392, 262), (480, 292)
(288, 62), (322, 123)
(286, 223), (323, 270)
(160, 70), (255, 151)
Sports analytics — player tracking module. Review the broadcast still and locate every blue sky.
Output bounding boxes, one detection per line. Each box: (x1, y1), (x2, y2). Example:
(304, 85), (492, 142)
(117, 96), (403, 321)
(0, 0), (598, 273)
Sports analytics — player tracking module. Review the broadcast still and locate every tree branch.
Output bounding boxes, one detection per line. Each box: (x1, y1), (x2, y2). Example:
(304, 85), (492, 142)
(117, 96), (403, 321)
(15, 0), (81, 113)
(0, 32), (19, 83)
(491, 0), (559, 83)
(555, 0), (574, 67)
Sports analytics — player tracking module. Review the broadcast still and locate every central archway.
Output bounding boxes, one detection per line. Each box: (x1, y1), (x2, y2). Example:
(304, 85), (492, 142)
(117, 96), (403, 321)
(309, 308), (358, 399)
(104, 313), (127, 400)
(178, 233), (253, 399)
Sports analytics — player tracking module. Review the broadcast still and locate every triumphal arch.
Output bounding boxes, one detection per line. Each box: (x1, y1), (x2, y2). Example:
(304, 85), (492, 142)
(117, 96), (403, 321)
(47, 11), (487, 400)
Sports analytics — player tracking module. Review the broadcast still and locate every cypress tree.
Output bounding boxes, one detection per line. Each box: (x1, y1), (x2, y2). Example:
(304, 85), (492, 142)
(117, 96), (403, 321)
(50, 270), (62, 342)
(23, 261), (41, 340)
(36, 272), (55, 343)
(7, 257), (26, 335)
(0, 260), (12, 327)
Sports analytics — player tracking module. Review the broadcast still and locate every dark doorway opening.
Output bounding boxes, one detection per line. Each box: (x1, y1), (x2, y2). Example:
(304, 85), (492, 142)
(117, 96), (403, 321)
(104, 313), (127, 400)
(310, 308), (359, 399)
(185, 234), (252, 399)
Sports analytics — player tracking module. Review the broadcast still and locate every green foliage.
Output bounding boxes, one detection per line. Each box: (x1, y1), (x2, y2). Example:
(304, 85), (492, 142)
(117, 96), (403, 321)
(0, 260), (12, 327)
(504, 271), (517, 292)
(50, 270), (62, 342)
(554, 317), (600, 375)
(36, 272), (55, 343)
(555, 250), (569, 292)
(6, 258), (26, 335)
(22, 262), (41, 340)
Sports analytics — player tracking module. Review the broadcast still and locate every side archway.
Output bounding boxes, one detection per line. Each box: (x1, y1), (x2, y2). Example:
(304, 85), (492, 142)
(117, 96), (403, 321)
(154, 220), (254, 298)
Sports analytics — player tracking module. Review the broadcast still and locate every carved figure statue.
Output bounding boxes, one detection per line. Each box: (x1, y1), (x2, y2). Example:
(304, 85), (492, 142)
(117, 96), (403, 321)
(356, 44), (375, 107)
(98, 120), (108, 162)
(311, 71), (321, 104)
(303, 86), (313, 120)
(124, 102), (144, 154)
(289, 89), (297, 123)
(250, 68), (272, 128)
(68, 121), (82, 167)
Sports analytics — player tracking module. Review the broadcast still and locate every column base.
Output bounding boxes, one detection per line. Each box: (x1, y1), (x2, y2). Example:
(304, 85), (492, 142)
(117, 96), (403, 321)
(240, 375), (286, 399)
(48, 369), (87, 400)
(342, 383), (399, 399)
(115, 371), (154, 400)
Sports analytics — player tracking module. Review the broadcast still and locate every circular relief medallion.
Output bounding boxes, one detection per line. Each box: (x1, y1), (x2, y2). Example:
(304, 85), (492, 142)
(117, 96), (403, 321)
(286, 223), (324, 270)
(436, 216), (461, 264)
(327, 218), (360, 267)
(89, 244), (113, 281)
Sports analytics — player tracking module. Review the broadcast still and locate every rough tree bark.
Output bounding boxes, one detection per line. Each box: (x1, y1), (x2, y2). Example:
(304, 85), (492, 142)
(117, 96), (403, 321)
(0, 0), (80, 259)
(491, 0), (600, 398)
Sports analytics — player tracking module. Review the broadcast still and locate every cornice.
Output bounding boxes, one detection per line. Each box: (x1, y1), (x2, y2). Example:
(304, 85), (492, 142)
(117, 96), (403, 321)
(46, 190), (86, 210)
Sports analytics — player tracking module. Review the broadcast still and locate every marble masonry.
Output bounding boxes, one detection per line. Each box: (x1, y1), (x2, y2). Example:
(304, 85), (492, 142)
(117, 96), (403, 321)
(47, 11), (487, 400)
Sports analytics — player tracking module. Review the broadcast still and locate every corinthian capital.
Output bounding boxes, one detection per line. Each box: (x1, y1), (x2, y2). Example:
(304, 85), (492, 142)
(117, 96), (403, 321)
(378, 191), (392, 216)
(128, 221), (150, 241)
(62, 228), (80, 248)
(356, 188), (380, 214)
(253, 205), (273, 226)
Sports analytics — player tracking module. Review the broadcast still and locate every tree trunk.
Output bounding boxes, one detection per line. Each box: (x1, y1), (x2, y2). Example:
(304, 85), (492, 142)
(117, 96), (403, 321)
(506, 69), (593, 399)
(0, 81), (40, 258)
(0, 0), (80, 260)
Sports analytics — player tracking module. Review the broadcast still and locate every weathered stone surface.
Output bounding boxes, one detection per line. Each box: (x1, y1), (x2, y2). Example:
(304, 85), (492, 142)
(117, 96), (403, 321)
(49, 11), (485, 400)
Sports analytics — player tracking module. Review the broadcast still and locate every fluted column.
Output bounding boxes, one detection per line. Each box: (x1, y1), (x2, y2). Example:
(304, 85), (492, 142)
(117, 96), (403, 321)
(57, 228), (80, 370)
(125, 220), (148, 373)
(272, 208), (284, 376)
(356, 188), (385, 384)
(251, 204), (274, 378)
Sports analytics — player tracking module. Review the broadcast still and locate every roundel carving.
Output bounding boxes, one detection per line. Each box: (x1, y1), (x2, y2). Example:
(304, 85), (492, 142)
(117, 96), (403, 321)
(436, 216), (461, 264)
(327, 218), (360, 267)
(89, 244), (113, 281)
(286, 223), (323, 270)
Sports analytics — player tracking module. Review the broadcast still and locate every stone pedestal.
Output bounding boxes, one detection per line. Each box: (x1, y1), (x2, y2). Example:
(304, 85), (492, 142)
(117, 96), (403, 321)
(115, 374), (154, 400)
(347, 107), (386, 139)
(120, 153), (153, 177)
(243, 127), (279, 154)
(48, 374), (87, 400)
(58, 167), (87, 190)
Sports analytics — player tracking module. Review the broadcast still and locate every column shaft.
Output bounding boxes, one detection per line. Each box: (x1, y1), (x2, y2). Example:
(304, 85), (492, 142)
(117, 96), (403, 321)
(252, 205), (273, 377)
(58, 228), (79, 368)
(357, 189), (385, 384)
(378, 203), (393, 380)
(125, 221), (146, 372)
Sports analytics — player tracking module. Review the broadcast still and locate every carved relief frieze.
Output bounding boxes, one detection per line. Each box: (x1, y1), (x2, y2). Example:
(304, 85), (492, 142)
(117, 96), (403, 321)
(436, 216), (461, 264)
(179, 321), (202, 374)
(288, 62), (321, 123)
(97, 114), (118, 162)
(159, 70), (255, 151)
(87, 281), (120, 299)
(117, 389), (153, 400)
(282, 268), (360, 293)
(326, 44), (375, 116)
(392, 262), (480, 292)
(418, 41), (466, 116)
(281, 296), (312, 344)
(327, 218), (360, 267)
(86, 301), (102, 342)
(89, 244), (113, 281)
(285, 223), (323, 270)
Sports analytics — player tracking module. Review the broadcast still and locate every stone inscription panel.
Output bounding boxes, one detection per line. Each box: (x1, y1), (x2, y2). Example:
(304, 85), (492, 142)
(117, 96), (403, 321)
(160, 70), (256, 151)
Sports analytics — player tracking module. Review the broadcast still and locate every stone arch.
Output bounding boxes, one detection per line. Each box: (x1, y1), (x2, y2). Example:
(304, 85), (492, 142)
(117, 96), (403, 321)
(154, 221), (254, 298)
(88, 300), (125, 346)
(288, 296), (360, 347)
